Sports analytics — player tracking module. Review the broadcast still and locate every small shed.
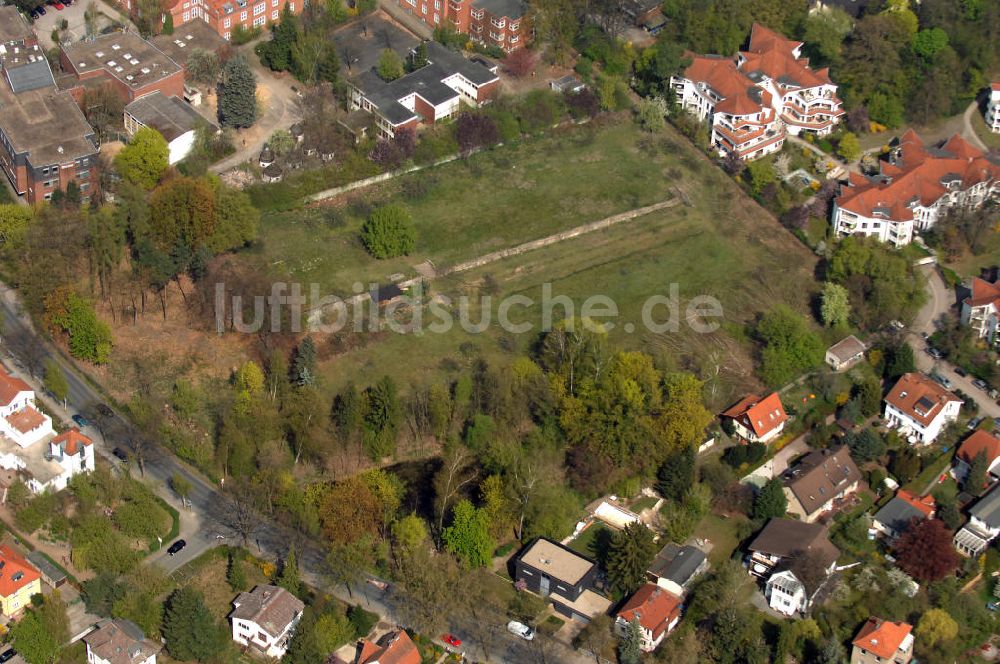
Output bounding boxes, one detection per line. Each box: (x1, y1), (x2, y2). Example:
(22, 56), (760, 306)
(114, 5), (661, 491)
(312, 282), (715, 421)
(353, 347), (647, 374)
(262, 163), (283, 183)
(825, 335), (866, 371)
(27, 550), (67, 588)
(550, 75), (585, 94)
(259, 145), (275, 168)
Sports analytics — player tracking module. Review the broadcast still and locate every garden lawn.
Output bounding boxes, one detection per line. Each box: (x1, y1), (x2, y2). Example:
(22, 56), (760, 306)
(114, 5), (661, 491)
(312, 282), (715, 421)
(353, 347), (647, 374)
(695, 512), (749, 566)
(568, 521), (614, 562)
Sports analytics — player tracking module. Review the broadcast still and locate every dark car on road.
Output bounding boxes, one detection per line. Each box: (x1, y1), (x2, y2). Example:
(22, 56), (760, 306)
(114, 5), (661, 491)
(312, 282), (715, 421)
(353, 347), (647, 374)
(926, 347), (944, 359)
(71, 414), (90, 428)
(973, 379), (989, 391)
(112, 447), (131, 462)
(955, 367), (968, 377)
(167, 539), (187, 556)
(0, 649), (17, 663)
(97, 404), (114, 417)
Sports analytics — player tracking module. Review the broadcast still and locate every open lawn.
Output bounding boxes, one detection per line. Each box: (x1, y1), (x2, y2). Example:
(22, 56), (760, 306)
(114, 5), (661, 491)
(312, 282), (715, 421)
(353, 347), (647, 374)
(568, 521), (614, 563)
(696, 512), (749, 566)
(257, 116), (818, 406)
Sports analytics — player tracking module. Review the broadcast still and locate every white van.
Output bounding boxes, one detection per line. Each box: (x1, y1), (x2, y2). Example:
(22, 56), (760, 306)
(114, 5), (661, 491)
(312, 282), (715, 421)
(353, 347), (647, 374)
(507, 621), (534, 641)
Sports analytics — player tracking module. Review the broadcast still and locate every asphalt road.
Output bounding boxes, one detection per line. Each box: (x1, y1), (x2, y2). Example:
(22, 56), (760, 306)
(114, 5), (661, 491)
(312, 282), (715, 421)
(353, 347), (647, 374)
(907, 266), (1000, 419)
(0, 283), (587, 664)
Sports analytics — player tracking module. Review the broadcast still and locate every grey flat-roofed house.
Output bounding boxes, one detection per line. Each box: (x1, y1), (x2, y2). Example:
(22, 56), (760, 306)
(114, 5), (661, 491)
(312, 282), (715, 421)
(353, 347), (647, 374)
(513, 537), (605, 621)
(646, 543), (708, 596)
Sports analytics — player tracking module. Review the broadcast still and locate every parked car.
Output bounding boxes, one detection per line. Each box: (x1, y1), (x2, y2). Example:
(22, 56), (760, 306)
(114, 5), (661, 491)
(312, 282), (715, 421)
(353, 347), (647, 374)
(167, 539), (187, 556)
(507, 621), (534, 641)
(926, 347), (944, 359)
(71, 414), (89, 428)
(442, 634), (462, 649)
(930, 373), (953, 390)
(988, 601), (1000, 612)
(954, 367), (968, 377)
(51, 2), (64, 9)
(36, 5), (46, 14)
(0, 649), (17, 663)
(968, 417), (984, 431)
(972, 379), (989, 391)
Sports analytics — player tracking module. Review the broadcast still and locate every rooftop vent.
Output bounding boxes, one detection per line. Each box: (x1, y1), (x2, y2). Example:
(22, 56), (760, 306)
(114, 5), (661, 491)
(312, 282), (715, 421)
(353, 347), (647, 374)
(95, 50), (104, 57)
(123, 53), (132, 59)
(112, 44), (121, 50)
(140, 67), (150, 74)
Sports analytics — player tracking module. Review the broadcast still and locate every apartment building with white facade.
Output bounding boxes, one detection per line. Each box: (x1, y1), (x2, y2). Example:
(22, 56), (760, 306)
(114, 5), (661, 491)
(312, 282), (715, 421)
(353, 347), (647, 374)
(670, 23), (843, 160)
(987, 83), (1000, 133)
(833, 131), (1000, 247)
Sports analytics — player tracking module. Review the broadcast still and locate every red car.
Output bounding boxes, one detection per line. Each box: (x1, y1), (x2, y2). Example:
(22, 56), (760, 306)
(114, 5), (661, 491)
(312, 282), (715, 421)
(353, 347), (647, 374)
(52, 2), (65, 9)
(442, 634), (462, 649)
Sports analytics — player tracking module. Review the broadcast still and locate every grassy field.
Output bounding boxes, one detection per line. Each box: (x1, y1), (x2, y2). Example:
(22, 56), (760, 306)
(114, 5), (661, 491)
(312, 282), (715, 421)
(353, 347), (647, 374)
(568, 521), (614, 560)
(695, 512), (750, 566)
(256, 116), (819, 406)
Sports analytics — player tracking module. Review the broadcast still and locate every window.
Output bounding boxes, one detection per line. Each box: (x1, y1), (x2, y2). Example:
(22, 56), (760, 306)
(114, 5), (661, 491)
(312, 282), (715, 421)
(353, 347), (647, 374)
(434, 0), (439, 7)
(433, 12), (439, 22)
(183, 1), (189, 6)
(490, 16), (505, 27)
(271, 9), (278, 18)
(471, 7), (483, 18)
(421, 3), (426, 12)
(77, 169), (89, 180)
(289, 2), (294, 10)
(509, 34), (518, 43)
(224, 17), (231, 26)
(253, 2), (264, 14)
(183, 11), (190, 20)
(253, 14), (265, 24)
(224, 31), (231, 39)
(240, 10), (247, 19)
(509, 20), (519, 30)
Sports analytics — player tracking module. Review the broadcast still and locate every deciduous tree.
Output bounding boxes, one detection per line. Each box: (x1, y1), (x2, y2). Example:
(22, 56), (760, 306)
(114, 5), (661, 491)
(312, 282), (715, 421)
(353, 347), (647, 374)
(114, 127), (168, 189)
(916, 607), (958, 647)
(895, 518), (959, 581)
(442, 499), (494, 568)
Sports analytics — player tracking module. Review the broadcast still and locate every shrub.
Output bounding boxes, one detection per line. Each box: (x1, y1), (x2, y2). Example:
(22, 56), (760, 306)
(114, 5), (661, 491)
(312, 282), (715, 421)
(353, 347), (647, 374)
(503, 49), (536, 77)
(348, 605), (378, 638)
(361, 205), (415, 258)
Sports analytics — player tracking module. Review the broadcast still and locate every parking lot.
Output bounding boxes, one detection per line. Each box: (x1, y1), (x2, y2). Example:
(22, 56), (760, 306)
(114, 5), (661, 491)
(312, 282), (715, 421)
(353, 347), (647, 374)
(31, 0), (120, 48)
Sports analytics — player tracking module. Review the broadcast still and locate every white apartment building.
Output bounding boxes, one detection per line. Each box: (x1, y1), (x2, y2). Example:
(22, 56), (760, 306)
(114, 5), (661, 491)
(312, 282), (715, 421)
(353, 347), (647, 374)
(833, 131), (1000, 247)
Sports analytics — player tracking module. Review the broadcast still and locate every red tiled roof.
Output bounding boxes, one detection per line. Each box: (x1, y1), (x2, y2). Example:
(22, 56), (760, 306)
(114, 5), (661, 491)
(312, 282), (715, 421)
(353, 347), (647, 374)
(682, 55), (765, 117)
(745, 23), (802, 55)
(836, 131), (1000, 220)
(722, 392), (787, 438)
(852, 618), (912, 660)
(0, 368), (31, 408)
(992, 82), (1000, 92)
(617, 584), (682, 640)
(356, 631), (420, 664)
(5, 406), (45, 434)
(0, 544), (40, 599)
(964, 277), (1000, 308)
(740, 24), (830, 89)
(957, 429), (1000, 466)
(52, 427), (92, 455)
(884, 373), (961, 428)
(895, 489), (935, 518)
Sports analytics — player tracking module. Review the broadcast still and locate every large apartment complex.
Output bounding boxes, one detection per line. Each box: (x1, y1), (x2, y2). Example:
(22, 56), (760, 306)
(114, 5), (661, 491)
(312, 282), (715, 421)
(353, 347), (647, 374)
(0, 8), (98, 204)
(833, 131), (1000, 247)
(395, 0), (529, 52)
(671, 23), (843, 160)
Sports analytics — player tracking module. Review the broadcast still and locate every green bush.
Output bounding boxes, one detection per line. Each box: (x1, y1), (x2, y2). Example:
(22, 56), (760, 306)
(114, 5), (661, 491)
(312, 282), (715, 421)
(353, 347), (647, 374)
(230, 25), (262, 45)
(348, 605), (378, 638)
(361, 205), (415, 258)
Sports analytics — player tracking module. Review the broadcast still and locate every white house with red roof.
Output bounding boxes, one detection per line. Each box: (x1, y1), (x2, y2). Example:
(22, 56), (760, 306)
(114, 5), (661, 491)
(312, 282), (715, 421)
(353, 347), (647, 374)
(721, 392), (788, 444)
(0, 366), (94, 494)
(850, 617), (914, 664)
(987, 83), (1000, 133)
(952, 429), (1000, 485)
(613, 584), (682, 653)
(833, 130), (1000, 247)
(883, 373), (962, 445)
(961, 276), (1000, 343)
(670, 23), (843, 161)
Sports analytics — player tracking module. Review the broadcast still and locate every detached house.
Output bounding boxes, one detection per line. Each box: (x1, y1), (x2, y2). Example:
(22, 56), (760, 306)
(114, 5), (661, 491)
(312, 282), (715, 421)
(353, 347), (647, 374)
(721, 392), (788, 445)
(883, 373), (962, 445)
(355, 630), (420, 664)
(646, 543), (708, 597)
(0, 544), (41, 617)
(961, 276), (1000, 344)
(826, 335), (866, 371)
(230, 585), (304, 659)
(987, 83), (1000, 134)
(954, 483), (1000, 557)
(872, 489), (935, 540)
(614, 584), (682, 653)
(833, 131), (1000, 247)
(348, 42), (499, 139)
(746, 518), (839, 580)
(84, 618), (160, 664)
(953, 429), (1000, 485)
(782, 445), (861, 523)
(765, 570), (818, 617)
(513, 537), (611, 622)
(670, 23), (843, 160)
(850, 617), (914, 664)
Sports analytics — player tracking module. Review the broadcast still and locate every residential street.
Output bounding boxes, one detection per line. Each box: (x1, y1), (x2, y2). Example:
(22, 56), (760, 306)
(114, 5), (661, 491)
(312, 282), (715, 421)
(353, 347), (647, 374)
(0, 282), (589, 664)
(907, 266), (1000, 419)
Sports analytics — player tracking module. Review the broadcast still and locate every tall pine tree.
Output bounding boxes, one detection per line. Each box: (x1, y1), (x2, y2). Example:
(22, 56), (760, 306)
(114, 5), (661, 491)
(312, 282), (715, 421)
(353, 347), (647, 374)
(656, 446), (695, 502)
(605, 522), (657, 596)
(277, 545), (303, 597)
(292, 336), (316, 386)
(163, 587), (226, 662)
(218, 55), (257, 128)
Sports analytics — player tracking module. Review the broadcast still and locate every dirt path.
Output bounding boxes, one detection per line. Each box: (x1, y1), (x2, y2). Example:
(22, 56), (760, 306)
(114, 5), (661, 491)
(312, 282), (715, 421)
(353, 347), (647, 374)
(963, 101), (990, 152)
